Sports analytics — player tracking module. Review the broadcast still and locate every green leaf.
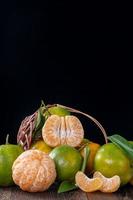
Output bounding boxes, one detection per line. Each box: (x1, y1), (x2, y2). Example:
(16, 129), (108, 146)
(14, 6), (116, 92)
(35, 109), (42, 130)
(33, 108), (45, 140)
(32, 128), (42, 141)
(35, 104), (46, 131)
(58, 181), (77, 193)
(108, 134), (133, 161)
(81, 146), (90, 172)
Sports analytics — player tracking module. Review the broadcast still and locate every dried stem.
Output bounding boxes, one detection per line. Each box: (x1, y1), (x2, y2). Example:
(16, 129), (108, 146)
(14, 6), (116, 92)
(47, 104), (108, 144)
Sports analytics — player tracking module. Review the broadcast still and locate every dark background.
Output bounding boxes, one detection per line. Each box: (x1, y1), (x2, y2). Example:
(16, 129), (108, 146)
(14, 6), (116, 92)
(0, 2), (132, 144)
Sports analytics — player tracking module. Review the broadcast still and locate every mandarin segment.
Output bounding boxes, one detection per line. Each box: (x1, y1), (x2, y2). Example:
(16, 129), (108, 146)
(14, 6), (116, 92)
(42, 115), (61, 147)
(12, 150), (56, 192)
(66, 116), (84, 147)
(42, 115), (84, 147)
(93, 171), (120, 193)
(75, 171), (103, 192)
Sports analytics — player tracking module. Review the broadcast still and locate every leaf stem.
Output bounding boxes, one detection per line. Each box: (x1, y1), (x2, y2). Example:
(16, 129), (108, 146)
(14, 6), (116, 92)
(48, 104), (108, 144)
(5, 134), (9, 145)
(81, 146), (90, 172)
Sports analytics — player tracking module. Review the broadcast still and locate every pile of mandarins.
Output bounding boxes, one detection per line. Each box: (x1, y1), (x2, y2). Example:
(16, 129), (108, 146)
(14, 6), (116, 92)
(1, 102), (133, 193)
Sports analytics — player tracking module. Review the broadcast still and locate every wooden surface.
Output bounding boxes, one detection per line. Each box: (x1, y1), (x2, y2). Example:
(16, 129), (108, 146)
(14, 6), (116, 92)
(0, 185), (133, 200)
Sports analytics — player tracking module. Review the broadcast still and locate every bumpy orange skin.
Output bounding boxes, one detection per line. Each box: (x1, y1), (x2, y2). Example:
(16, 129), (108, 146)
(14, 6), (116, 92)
(42, 115), (84, 148)
(12, 150), (56, 192)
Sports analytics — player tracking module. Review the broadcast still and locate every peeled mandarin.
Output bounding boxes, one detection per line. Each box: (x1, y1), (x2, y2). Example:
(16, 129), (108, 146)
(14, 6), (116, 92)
(12, 150), (56, 192)
(42, 115), (84, 147)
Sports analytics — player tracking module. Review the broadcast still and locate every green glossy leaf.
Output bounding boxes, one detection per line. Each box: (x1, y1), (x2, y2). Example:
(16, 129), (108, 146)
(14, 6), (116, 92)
(81, 146), (90, 172)
(32, 128), (42, 141)
(35, 109), (42, 130)
(33, 107), (45, 140)
(35, 101), (47, 131)
(108, 134), (133, 161)
(58, 181), (77, 193)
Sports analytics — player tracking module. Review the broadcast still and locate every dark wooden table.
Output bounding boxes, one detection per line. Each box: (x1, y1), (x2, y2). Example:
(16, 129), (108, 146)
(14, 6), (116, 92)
(0, 185), (133, 200)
